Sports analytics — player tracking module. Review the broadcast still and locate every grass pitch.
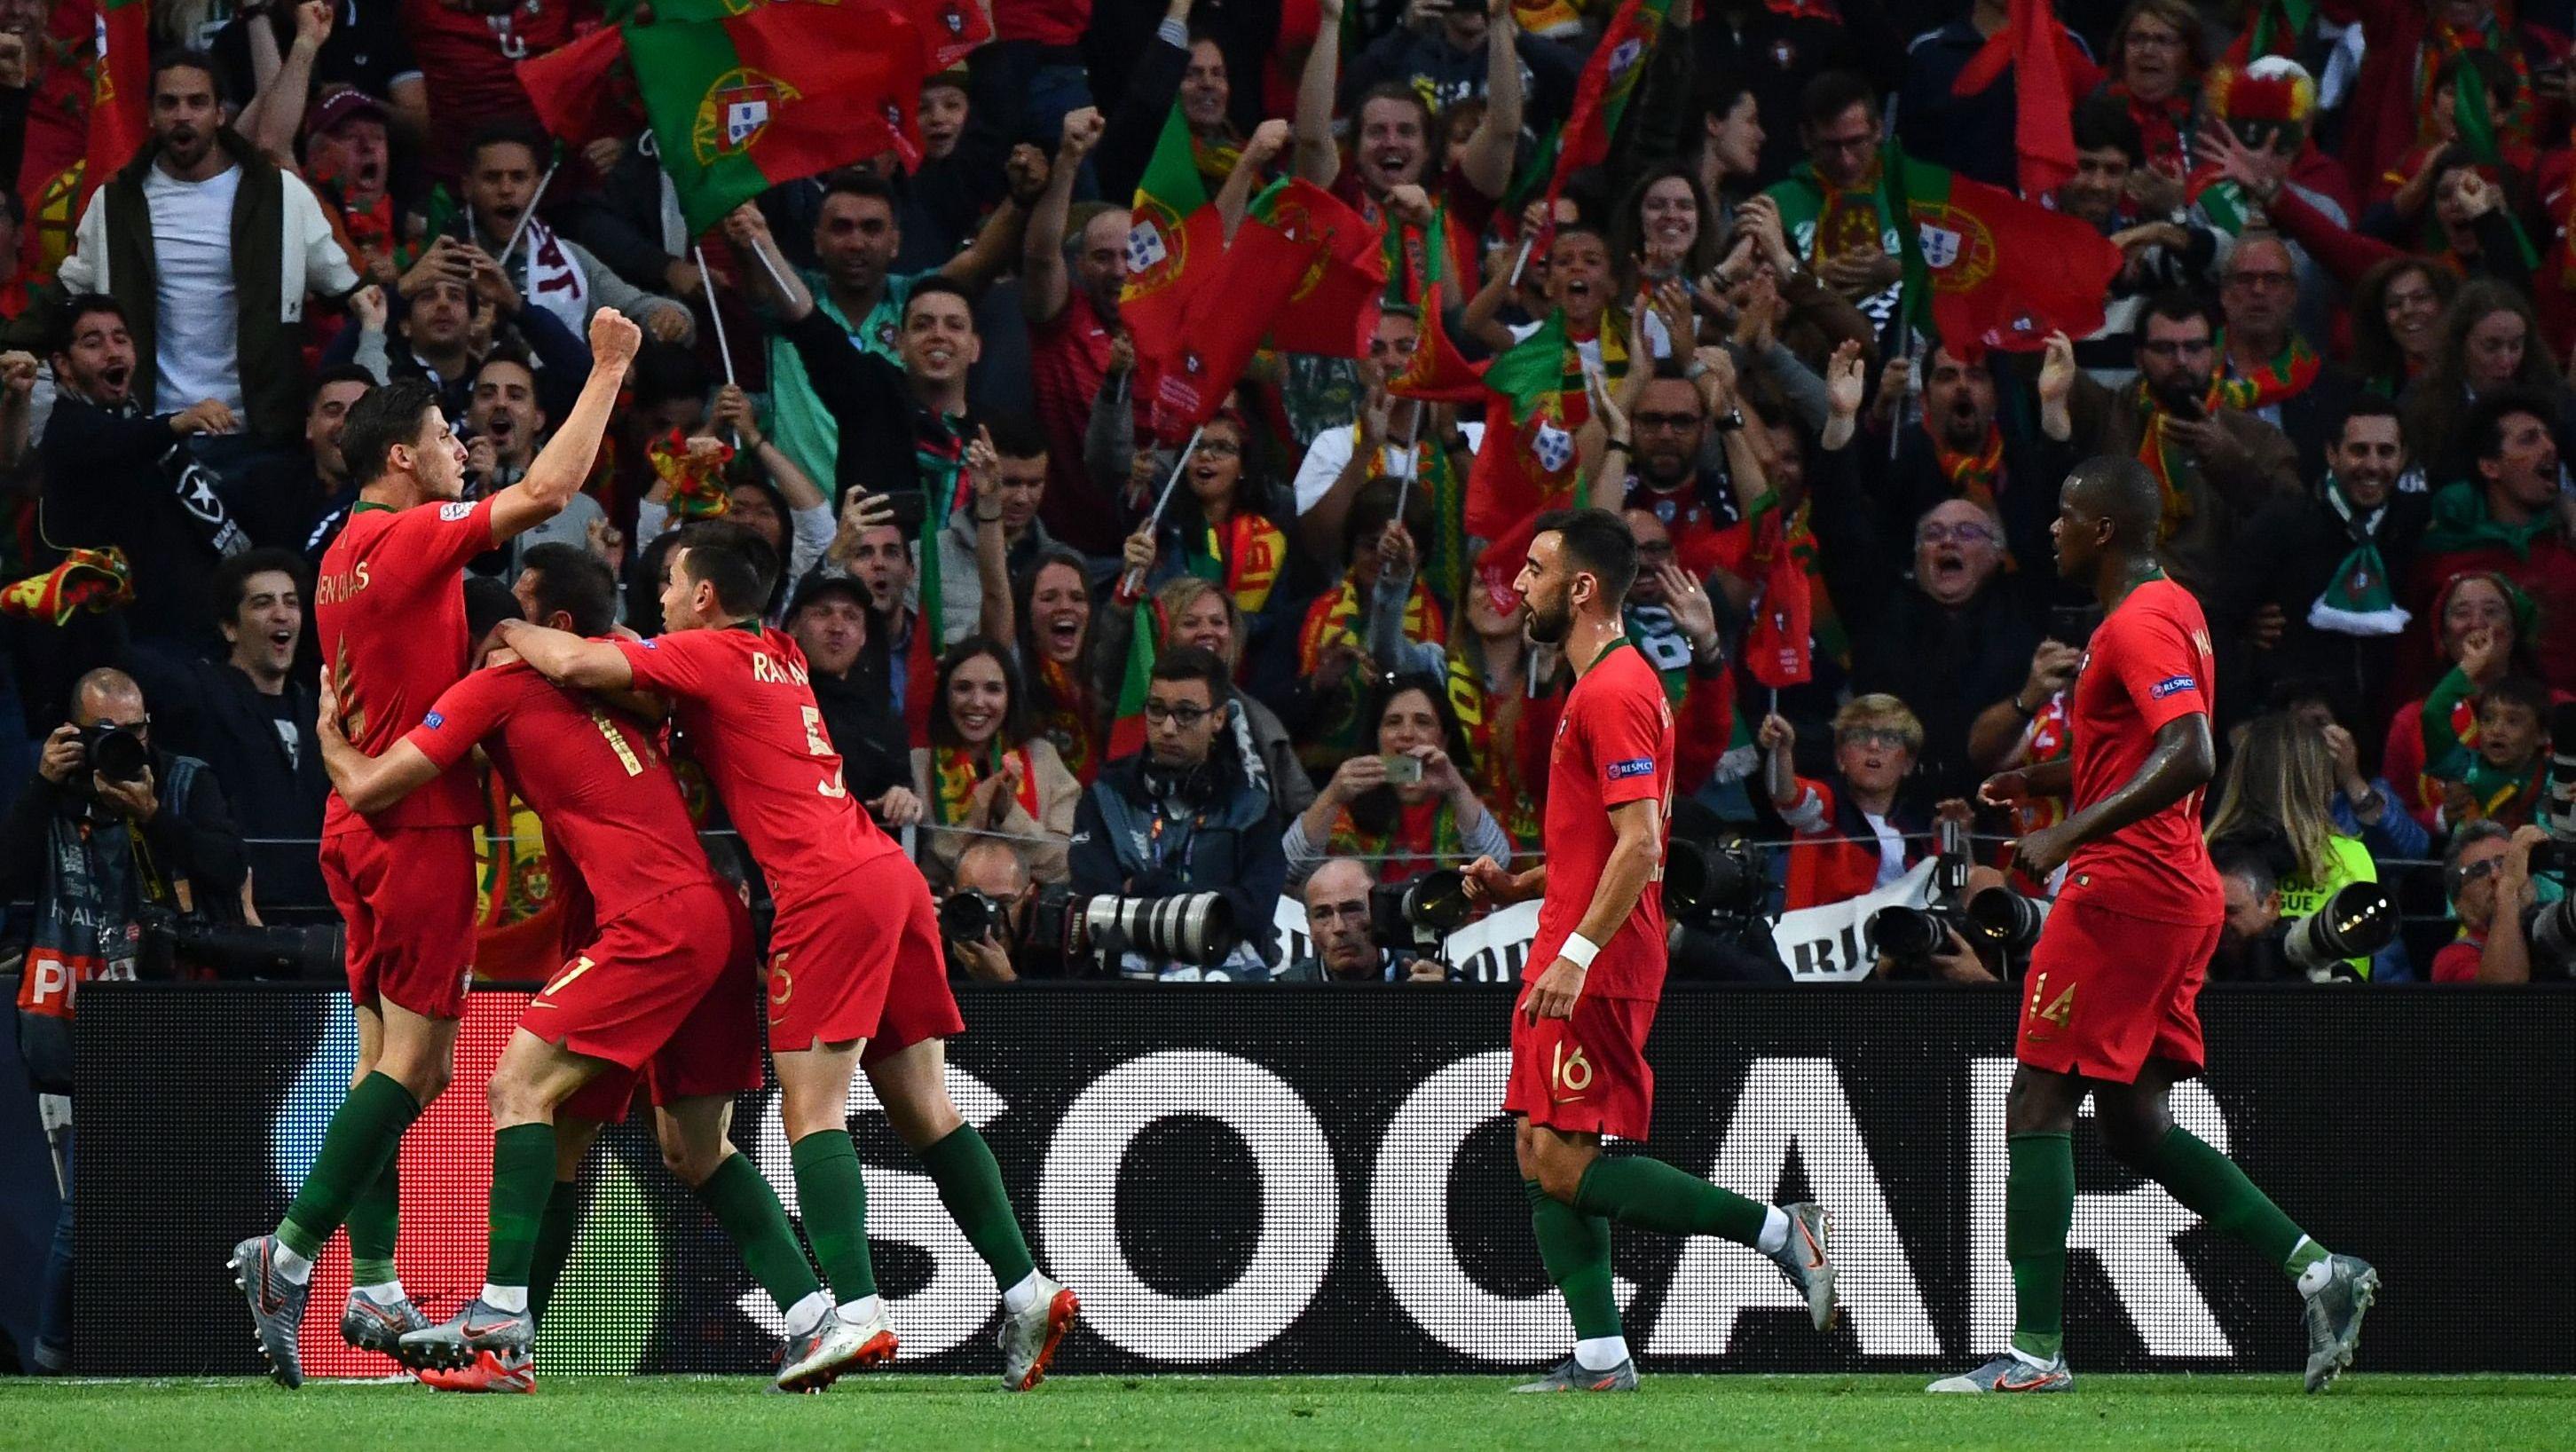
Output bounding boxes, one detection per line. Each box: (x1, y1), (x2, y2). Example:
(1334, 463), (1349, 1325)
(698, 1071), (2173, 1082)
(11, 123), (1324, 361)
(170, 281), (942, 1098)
(6, 1375), (2571, 1451)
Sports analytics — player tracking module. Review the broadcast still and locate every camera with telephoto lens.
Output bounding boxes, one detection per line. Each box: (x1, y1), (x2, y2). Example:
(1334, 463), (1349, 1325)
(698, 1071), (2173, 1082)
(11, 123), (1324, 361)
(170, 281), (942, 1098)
(1026, 884), (1238, 969)
(136, 904), (345, 981)
(940, 889), (1009, 944)
(1869, 817), (1973, 972)
(1369, 867), (1475, 951)
(79, 721), (151, 784)
(2281, 881), (2399, 982)
(1663, 827), (1788, 981)
(1965, 885), (2052, 956)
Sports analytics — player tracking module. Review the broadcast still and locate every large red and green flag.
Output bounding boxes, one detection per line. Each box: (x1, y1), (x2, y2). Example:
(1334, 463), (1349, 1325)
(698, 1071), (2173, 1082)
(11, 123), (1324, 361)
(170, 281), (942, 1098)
(1141, 213), (1316, 438)
(83, 0), (150, 208)
(1464, 311), (1583, 546)
(1121, 103), (1225, 367)
(516, 24), (637, 147)
(1248, 177), (1385, 358)
(1535, 0), (1672, 233)
(1886, 141), (2123, 352)
(1944, 0), (2099, 199)
(1389, 207), (1486, 404)
(623, 1), (928, 233)
(1107, 600), (1162, 761)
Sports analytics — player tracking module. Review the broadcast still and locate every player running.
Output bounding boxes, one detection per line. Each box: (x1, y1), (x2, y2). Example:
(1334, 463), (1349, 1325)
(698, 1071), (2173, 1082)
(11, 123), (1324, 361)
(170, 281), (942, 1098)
(499, 520), (1078, 1392)
(1465, 508), (1837, 1393)
(309, 562), (877, 1393)
(230, 310), (641, 1388)
(1931, 456), (2377, 1396)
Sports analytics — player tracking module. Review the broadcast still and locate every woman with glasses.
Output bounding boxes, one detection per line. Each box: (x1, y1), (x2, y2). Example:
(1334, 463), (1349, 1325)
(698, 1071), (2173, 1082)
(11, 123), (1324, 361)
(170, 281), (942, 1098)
(2205, 713), (2395, 981)
(2377, 571), (2570, 833)
(909, 637), (1078, 888)
(1138, 410), (1301, 688)
(2094, 0), (2205, 183)
(1282, 670), (1512, 888)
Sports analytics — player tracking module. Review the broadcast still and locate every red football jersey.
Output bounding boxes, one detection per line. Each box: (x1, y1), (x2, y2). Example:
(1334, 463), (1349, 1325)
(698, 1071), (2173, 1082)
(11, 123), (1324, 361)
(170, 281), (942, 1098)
(2062, 578), (2224, 925)
(1528, 643), (1674, 1000)
(404, 662), (713, 925)
(317, 497), (496, 836)
(613, 625), (904, 906)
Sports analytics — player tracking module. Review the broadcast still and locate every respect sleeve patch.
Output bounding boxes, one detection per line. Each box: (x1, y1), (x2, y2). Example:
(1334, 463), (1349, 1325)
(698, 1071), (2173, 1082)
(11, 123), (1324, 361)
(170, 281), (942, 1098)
(1606, 758), (1656, 780)
(2150, 675), (2197, 699)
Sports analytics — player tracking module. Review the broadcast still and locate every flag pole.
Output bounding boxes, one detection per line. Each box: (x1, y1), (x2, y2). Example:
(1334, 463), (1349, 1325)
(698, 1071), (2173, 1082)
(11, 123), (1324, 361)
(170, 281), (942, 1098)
(1121, 425), (1206, 596)
(748, 236), (799, 300)
(694, 244), (736, 388)
(498, 163), (560, 268)
(1506, 235), (1535, 288)
(1390, 406), (1422, 524)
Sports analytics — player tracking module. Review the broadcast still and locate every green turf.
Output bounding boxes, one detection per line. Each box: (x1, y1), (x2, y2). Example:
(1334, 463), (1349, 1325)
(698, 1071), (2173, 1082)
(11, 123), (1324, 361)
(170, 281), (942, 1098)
(4, 1376), (2572, 1451)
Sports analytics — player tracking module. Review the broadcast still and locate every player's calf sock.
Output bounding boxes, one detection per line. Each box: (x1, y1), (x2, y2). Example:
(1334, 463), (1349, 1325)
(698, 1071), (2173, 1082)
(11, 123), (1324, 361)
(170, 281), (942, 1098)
(276, 1072), (421, 1274)
(347, 1154), (402, 1290)
(1570, 1155), (1768, 1244)
(918, 1125), (1039, 1298)
(2141, 1125), (2320, 1278)
(483, 1123), (557, 1305)
(1524, 1180), (1620, 1344)
(529, 1179), (582, 1326)
(698, 1152), (827, 1318)
(2006, 1132), (2074, 1364)
(1755, 1204), (1791, 1256)
(790, 1131), (878, 1300)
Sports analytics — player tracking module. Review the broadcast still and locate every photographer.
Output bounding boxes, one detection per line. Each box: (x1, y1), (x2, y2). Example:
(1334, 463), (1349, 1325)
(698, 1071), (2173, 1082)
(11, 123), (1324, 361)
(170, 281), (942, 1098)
(1278, 858), (1456, 982)
(941, 839), (1070, 982)
(4, 667), (248, 1375)
(2432, 823), (2564, 984)
(1067, 645), (1284, 980)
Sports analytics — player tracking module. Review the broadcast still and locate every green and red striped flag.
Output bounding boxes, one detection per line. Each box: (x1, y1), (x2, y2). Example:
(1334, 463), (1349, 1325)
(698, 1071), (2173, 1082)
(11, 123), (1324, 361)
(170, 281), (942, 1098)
(2454, 59), (2541, 268)
(1107, 600), (1162, 762)
(1121, 103), (1224, 366)
(1886, 138), (2123, 352)
(623, 1), (929, 233)
(1389, 207), (1486, 404)
(1248, 177), (1385, 358)
(1464, 311), (1581, 545)
(1532, 0), (1672, 236)
(83, 0), (151, 204)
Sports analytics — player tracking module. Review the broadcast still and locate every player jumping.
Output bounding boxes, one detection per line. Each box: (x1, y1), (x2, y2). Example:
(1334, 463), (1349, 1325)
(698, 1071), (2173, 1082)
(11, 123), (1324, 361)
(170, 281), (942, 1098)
(499, 520), (1078, 1392)
(1931, 455), (2377, 1395)
(311, 563), (876, 1393)
(230, 310), (641, 1388)
(1465, 508), (1837, 1393)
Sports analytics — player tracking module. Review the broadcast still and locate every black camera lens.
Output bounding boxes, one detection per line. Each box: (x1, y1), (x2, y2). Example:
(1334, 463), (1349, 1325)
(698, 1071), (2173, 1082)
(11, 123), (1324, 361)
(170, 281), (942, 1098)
(940, 889), (1001, 943)
(1965, 888), (2050, 953)
(1869, 905), (1946, 961)
(83, 722), (150, 784)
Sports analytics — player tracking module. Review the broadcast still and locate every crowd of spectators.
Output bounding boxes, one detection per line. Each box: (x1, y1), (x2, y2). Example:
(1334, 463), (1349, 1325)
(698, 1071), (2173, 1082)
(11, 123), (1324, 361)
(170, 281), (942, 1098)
(4, 0), (2576, 990)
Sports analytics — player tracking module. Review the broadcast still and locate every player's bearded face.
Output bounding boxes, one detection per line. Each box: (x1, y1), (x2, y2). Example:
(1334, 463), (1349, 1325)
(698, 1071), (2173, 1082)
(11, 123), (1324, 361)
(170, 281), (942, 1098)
(411, 409), (469, 501)
(1517, 553), (1577, 645)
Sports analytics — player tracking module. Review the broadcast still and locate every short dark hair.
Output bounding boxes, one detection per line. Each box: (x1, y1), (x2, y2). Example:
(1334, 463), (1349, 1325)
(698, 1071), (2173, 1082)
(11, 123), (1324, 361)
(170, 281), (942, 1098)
(1799, 70), (1877, 133)
(1343, 477), (1428, 568)
(904, 274), (977, 324)
(2335, 395), (2404, 444)
(52, 294), (128, 356)
(309, 361), (379, 398)
(214, 548), (309, 621)
(821, 168), (897, 209)
(672, 521), (778, 619)
(148, 47), (219, 96)
(2064, 453), (2164, 544)
(464, 122), (547, 173)
(927, 636), (1036, 751)
(2469, 384), (2557, 465)
(1149, 643), (1230, 699)
(629, 339), (709, 409)
(339, 377), (444, 488)
(1535, 506), (1640, 606)
(2480, 675), (2552, 726)
(2134, 289), (2215, 346)
(519, 543), (619, 637)
(2071, 92), (2144, 164)
(464, 576), (524, 641)
(2210, 841), (2279, 901)
(983, 413), (1048, 461)
(1355, 81), (1435, 131)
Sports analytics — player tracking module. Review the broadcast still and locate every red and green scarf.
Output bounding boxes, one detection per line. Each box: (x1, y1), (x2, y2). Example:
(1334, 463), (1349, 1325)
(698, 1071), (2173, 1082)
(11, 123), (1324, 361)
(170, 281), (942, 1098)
(2132, 378), (2228, 541)
(1031, 654), (1099, 785)
(1297, 573), (1447, 677)
(1445, 654), (1541, 847)
(1926, 402), (2005, 513)
(2213, 330), (2322, 410)
(2418, 13), (2533, 146)
(1326, 796), (1469, 885)
(2110, 82), (2197, 174)
(928, 741), (1044, 827)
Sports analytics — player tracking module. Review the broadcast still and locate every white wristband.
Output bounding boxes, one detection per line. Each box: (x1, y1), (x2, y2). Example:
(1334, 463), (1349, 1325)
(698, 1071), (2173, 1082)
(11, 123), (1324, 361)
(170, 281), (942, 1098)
(1560, 933), (1603, 969)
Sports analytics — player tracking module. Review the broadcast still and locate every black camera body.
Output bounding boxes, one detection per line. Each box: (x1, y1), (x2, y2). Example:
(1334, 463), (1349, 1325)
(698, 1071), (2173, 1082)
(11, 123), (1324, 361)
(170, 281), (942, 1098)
(80, 721), (150, 784)
(940, 888), (1010, 944)
(1868, 818), (1973, 973)
(1368, 868), (1474, 952)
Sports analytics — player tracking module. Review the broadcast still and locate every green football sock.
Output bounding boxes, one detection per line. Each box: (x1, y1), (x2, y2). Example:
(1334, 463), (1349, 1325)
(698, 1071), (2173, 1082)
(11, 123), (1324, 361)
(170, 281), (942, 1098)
(1571, 1154), (1768, 1245)
(790, 1131), (878, 1300)
(918, 1125), (1036, 1290)
(1525, 1180), (1620, 1342)
(699, 1152), (826, 1314)
(346, 1154), (402, 1287)
(2007, 1132), (2074, 1363)
(2142, 1125), (2321, 1277)
(529, 1180), (583, 1325)
(279, 1072), (421, 1259)
(484, 1124), (557, 1291)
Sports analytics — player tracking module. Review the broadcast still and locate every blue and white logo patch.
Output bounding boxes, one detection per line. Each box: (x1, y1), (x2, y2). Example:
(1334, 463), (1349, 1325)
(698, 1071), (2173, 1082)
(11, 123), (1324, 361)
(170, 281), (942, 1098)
(438, 501), (475, 521)
(422, 711), (445, 730)
(2150, 675), (2196, 699)
(1607, 758), (1655, 780)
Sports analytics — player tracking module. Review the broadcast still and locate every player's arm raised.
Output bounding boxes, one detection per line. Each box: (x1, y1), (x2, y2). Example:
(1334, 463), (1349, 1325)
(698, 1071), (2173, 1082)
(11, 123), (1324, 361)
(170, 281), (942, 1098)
(1525, 798), (1661, 1021)
(486, 308), (643, 543)
(496, 619), (635, 692)
(314, 675), (441, 816)
(2013, 714), (2214, 880)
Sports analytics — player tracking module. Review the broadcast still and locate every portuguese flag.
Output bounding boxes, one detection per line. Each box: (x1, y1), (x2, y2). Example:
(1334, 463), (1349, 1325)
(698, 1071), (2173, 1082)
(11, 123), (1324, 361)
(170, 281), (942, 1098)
(1545, 0), (1671, 213)
(907, 0), (994, 70)
(623, 2), (928, 233)
(516, 25), (636, 147)
(1121, 104), (1225, 368)
(1141, 209), (1315, 438)
(1107, 599), (1162, 762)
(1388, 207), (1485, 404)
(902, 461), (968, 746)
(1464, 312), (1583, 547)
(1249, 177), (1384, 359)
(83, 0), (150, 208)
(1887, 141), (2122, 352)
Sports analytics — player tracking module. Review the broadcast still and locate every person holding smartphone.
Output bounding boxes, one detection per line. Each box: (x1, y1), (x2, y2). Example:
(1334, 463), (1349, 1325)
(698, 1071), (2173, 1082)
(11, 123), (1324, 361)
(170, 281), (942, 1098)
(1283, 669), (1513, 888)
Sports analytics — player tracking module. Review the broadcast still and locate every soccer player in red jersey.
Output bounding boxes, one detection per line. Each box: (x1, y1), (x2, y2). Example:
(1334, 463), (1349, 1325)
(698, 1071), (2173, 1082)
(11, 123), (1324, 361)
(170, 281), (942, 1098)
(499, 520), (1078, 1392)
(1464, 509), (1838, 1393)
(1932, 456), (2378, 1396)
(231, 310), (641, 1388)
(306, 559), (878, 1393)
